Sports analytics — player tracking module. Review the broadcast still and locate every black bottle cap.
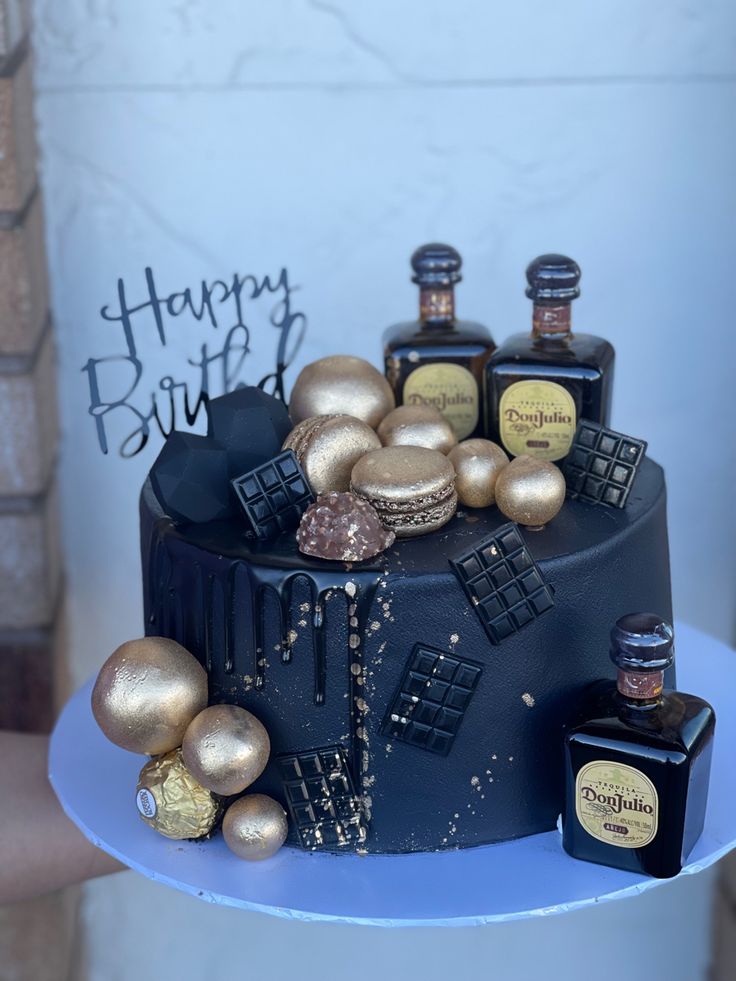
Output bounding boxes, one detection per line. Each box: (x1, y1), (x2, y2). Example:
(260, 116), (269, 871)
(411, 243), (462, 288)
(610, 613), (674, 673)
(525, 254), (581, 302)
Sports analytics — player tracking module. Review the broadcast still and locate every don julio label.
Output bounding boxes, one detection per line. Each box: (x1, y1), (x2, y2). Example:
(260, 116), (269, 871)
(499, 380), (576, 461)
(403, 362), (478, 440)
(575, 760), (658, 848)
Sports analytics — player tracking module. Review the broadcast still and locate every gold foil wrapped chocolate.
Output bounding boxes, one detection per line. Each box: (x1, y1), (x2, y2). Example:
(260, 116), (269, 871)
(92, 637), (208, 756)
(283, 415), (381, 494)
(288, 355), (395, 428)
(448, 439), (509, 508)
(222, 794), (289, 861)
(136, 748), (220, 840)
(377, 405), (457, 455)
(494, 454), (566, 529)
(182, 704), (270, 797)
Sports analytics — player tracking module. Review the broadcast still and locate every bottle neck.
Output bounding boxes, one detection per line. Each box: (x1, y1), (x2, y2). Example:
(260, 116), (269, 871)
(616, 668), (664, 706)
(419, 286), (455, 326)
(532, 302), (571, 338)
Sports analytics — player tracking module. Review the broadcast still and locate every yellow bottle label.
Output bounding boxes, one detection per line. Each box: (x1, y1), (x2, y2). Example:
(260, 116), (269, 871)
(575, 760), (659, 848)
(403, 363), (478, 440)
(499, 380), (576, 461)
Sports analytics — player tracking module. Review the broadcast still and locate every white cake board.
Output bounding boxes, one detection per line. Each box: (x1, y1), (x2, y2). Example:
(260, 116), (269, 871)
(49, 622), (736, 927)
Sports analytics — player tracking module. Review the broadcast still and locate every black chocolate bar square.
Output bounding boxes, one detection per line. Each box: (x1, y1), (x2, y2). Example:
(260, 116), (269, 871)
(381, 644), (482, 756)
(563, 421), (647, 509)
(449, 523), (555, 645)
(277, 745), (367, 850)
(231, 450), (315, 539)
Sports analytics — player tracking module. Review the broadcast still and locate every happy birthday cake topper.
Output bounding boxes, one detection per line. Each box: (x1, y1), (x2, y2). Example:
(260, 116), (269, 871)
(82, 265), (306, 458)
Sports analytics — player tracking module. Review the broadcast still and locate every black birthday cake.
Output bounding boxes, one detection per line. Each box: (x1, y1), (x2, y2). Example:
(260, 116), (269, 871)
(90, 250), (675, 862)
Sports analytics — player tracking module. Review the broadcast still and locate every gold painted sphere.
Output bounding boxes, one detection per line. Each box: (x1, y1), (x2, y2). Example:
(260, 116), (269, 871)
(135, 748), (220, 840)
(283, 414), (381, 494)
(222, 794), (289, 861)
(494, 454), (566, 528)
(448, 439), (509, 508)
(288, 355), (395, 428)
(91, 637), (208, 756)
(377, 404), (458, 454)
(181, 704), (270, 797)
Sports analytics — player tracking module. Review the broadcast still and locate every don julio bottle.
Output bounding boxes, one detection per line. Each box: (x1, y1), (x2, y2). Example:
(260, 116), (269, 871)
(485, 254), (614, 460)
(562, 614), (715, 879)
(383, 244), (496, 440)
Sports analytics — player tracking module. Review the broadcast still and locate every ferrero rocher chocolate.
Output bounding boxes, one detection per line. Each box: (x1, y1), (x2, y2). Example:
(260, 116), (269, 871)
(377, 405), (457, 455)
(136, 748), (220, 840)
(283, 415), (381, 494)
(289, 355), (395, 428)
(297, 491), (395, 561)
(92, 637), (207, 756)
(222, 794), (289, 861)
(448, 439), (509, 508)
(495, 454), (566, 529)
(182, 704), (270, 797)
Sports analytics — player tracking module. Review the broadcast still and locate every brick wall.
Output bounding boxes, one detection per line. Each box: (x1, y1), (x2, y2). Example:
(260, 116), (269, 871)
(0, 2), (80, 978)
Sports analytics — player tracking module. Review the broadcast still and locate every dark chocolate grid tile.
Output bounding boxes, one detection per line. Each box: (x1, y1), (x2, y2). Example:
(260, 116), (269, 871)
(563, 421), (647, 509)
(231, 450), (314, 539)
(277, 745), (367, 850)
(449, 523), (555, 645)
(381, 644), (482, 756)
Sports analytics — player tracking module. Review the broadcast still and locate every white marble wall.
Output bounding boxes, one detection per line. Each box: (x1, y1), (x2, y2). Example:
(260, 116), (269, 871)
(32, 2), (736, 979)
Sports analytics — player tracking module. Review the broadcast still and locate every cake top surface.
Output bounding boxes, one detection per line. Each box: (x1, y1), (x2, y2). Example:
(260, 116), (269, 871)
(142, 456), (664, 578)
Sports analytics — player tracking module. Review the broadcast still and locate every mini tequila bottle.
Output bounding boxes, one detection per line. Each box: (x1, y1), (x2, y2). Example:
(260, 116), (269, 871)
(562, 613), (715, 879)
(383, 244), (496, 440)
(485, 254), (614, 460)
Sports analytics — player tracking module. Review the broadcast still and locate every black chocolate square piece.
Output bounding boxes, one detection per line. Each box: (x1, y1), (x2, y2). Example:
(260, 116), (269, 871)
(381, 644), (482, 756)
(231, 450), (314, 539)
(563, 420), (647, 509)
(450, 523), (555, 645)
(277, 746), (367, 850)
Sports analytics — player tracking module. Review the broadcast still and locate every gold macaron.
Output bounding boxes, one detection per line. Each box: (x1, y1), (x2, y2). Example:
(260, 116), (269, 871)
(350, 445), (457, 538)
(377, 405), (458, 455)
(283, 415), (381, 495)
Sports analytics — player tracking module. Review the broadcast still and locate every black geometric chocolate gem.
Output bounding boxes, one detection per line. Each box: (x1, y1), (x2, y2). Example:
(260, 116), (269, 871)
(450, 522), (555, 645)
(207, 386), (292, 479)
(277, 745), (367, 850)
(231, 450), (314, 540)
(563, 420), (647, 509)
(149, 431), (233, 524)
(381, 644), (482, 756)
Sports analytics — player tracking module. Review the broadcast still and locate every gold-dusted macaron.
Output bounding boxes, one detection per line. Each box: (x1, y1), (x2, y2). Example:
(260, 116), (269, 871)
(289, 355), (395, 428)
(283, 415), (381, 495)
(350, 445), (457, 538)
(448, 439), (509, 508)
(495, 454), (566, 529)
(377, 405), (458, 455)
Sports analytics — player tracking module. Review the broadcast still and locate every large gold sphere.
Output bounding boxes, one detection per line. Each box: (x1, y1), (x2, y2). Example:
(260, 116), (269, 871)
(136, 748), (220, 840)
(377, 404), (457, 454)
(222, 794), (288, 861)
(448, 439), (509, 508)
(494, 454), (566, 529)
(283, 414), (381, 494)
(91, 637), (207, 756)
(182, 704), (270, 797)
(289, 355), (395, 428)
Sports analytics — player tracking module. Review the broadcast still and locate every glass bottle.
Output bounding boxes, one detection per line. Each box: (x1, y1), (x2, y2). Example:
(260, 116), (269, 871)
(383, 244), (496, 441)
(562, 613), (715, 879)
(485, 254), (614, 461)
